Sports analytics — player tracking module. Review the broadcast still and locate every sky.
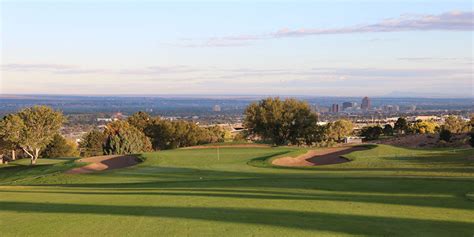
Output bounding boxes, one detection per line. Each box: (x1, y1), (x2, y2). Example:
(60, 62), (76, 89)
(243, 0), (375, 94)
(1, 0), (473, 97)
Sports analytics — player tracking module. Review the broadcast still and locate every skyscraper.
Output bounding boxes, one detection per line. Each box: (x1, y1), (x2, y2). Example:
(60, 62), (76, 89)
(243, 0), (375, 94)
(342, 102), (355, 110)
(331, 104), (339, 113)
(361, 97), (371, 110)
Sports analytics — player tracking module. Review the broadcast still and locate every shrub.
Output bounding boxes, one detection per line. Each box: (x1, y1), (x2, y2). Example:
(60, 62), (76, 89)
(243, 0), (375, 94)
(439, 129), (452, 142)
(470, 131), (474, 147)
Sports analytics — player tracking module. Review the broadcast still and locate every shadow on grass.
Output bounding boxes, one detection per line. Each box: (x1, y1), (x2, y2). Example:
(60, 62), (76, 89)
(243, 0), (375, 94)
(2, 186), (472, 211)
(0, 201), (472, 236)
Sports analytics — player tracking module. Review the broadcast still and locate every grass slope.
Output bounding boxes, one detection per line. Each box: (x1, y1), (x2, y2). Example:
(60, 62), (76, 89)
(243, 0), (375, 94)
(0, 145), (473, 236)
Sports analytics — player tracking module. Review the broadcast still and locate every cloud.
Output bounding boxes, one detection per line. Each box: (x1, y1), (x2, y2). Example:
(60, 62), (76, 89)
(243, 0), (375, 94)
(1, 63), (107, 74)
(397, 57), (473, 63)
(117, 65), (199, 75)
(183, 10), (473, 47)
(2, 64), (78, 71)
(1, 64), (200, 75)
(3, 63), (470, 82)
(273, 11), (473, 38)
(3, 63), (471, 97)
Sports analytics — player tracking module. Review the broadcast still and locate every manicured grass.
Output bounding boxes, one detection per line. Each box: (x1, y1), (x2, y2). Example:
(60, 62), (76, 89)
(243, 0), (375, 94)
(0, 158), (82, 185)
(0, 145), (473, 236)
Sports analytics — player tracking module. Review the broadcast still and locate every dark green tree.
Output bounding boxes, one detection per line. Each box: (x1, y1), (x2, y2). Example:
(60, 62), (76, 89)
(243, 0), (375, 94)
(360, 126), (383, 140)
(470, 131), (474, 147)
(42, 134), (79, 158)
(79, 129), (107, 157)
(103, 121), (152, 155)
(439, 129), (452, 142)
(383, 124), (394, 136)
(244, 97), (319, 145)
(394, 117), (408, 134)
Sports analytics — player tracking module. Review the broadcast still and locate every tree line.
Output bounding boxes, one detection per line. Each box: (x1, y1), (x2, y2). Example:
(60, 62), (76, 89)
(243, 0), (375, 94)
(0, 106), (227, 165)
(79, 111), (226, 157)
(1, 100), (473, 165)
(360, 116), (473, 142)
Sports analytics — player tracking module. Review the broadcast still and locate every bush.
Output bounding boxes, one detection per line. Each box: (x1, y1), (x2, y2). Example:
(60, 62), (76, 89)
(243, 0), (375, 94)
(470, 131), (474, 147)
(439, 129), (452, 142)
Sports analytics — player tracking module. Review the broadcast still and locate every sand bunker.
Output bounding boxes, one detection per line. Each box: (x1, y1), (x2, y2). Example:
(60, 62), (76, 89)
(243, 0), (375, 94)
(272, 146), (366, 167)
(65, 155), (139, 174)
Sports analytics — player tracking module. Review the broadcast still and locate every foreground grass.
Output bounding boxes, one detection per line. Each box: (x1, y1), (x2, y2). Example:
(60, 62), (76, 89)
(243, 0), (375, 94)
(0, 145), (473, 236)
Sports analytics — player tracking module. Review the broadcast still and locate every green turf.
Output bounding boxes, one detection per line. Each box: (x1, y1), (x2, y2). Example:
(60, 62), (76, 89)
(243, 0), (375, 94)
(0, 145), (473, 236)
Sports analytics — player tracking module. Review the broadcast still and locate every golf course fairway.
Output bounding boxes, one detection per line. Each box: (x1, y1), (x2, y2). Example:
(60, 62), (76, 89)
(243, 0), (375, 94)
(1, 145), (473, 236)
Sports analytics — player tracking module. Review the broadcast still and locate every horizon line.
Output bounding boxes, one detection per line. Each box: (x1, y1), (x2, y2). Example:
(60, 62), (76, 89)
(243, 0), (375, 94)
(1, 93), (472, 100)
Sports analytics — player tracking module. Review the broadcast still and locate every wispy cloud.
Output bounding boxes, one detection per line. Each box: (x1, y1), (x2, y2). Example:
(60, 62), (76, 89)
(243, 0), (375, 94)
(3, 63), (471, 97)
(1, 64), (200, 75)
(397, 57), (473, 64)
(183, 11), (473, 47)
(2, 63), (78, 71)
(3, 63), (470, 81)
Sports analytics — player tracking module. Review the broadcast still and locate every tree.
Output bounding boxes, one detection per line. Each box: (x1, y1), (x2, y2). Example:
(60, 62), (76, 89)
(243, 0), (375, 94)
(78, 129), (107, 157)
(42, 134), (79, 158)
(443, 116), (468, 133)
(383, 124), (394, 136)
(439, 129), (452, 142)
(327, 119), (353, 142)
(127, 111), (152, 132)
(0, 133), (18, 161)
(360, 126), (383, 140)
(394, 117), (408, 134)
(470, 131), (474, 147)
(244, 97), (319, 145)
(409, 120), (438, 134)
(146, 119), (174, 149)
(0, 106), (64, 165)
(0, 137), (14, 163)
(103, 121), (152, 155)
(0, 114), (24, 161)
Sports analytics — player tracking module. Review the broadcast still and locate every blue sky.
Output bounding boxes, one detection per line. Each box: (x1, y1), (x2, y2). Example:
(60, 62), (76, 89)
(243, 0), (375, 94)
(1, 0), (472, 97)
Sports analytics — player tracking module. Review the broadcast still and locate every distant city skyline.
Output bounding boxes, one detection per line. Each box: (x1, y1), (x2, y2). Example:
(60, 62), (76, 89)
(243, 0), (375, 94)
(1, 0), (473, 97)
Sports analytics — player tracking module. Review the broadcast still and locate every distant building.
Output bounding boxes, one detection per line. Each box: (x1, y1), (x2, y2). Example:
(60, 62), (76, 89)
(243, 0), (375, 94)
(331, 104), (339, 113)
(383, 105), (397, 112)
(318, 107), (330, 113)
(344, 136), (363, 144)
(361, 97), (371, 110)
(408, 105), (417, 111)
(97, 118), (113, 122)
(213, 105), (221, 112)
(342, 102), (356, 110)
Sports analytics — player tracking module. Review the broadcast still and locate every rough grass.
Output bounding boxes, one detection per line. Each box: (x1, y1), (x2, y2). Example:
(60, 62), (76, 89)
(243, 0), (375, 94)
(0, 145), (473, 236)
